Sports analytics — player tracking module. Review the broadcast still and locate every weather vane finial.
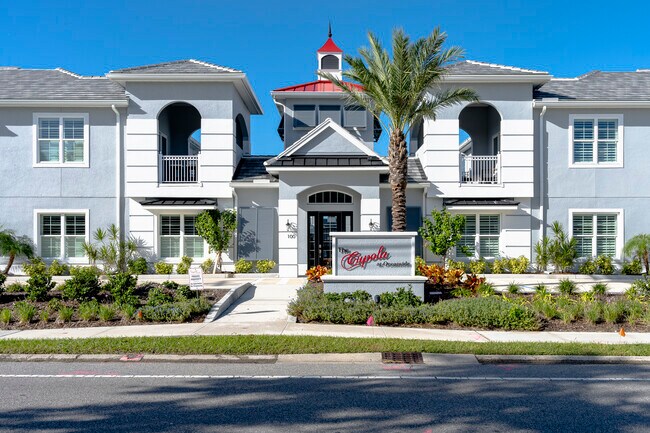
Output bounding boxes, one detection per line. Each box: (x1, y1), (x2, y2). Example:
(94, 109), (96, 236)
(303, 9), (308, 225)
(328, 21), (332, 38)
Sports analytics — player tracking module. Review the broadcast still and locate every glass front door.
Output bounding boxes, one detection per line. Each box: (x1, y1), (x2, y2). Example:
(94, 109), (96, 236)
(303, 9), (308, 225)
(308, 212), (352, 268)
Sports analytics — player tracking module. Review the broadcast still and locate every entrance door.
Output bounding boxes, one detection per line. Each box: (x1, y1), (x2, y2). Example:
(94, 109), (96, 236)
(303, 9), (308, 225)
(308, 211), (353, 268)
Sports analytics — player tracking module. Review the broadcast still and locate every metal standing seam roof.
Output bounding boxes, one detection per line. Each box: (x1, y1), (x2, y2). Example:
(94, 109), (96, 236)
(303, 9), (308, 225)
(379, 158), (428, 184)
(109, 59), (241, 74)
(232, 156), (278, 182)
(317, 37), (344, 53)
(442, 198), (520, 207)
(0, 68), (126, 100)
(138, 198), (218, 207)
(267, 155), (386, 167)
(534, 70), (650, 101)
(272, 80), (363, 93)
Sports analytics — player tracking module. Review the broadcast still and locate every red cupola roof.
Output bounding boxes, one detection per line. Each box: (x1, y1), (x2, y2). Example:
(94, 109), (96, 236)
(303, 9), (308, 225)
(273, 80), (362, 93)
(317, 37), (343, 53)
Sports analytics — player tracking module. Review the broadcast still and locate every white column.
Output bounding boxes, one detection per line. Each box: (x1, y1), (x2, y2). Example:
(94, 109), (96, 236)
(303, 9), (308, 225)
(278, 198), (298, 277)
(360, 197), (381, 232)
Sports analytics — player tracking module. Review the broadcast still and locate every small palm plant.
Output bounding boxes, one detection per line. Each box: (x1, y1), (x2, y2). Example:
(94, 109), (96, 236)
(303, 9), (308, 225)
(83, 224), (138, 274)
(624, 234), (650, 274)
(0, 228), (34, 275)
(320, 28), (477, 231)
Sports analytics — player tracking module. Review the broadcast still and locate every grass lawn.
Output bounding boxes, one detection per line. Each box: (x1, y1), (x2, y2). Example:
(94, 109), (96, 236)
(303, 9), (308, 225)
(0, 335), (648, 357)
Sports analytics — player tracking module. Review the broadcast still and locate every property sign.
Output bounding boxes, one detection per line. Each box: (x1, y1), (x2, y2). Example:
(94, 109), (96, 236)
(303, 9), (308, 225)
(188, 266), (204, 291)
(332, 232), (416, 277)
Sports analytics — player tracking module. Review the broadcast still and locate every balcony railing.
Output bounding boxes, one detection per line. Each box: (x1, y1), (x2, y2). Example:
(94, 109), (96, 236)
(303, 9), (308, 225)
(160, 155), (199, 183)
(460, 154), (500, 185)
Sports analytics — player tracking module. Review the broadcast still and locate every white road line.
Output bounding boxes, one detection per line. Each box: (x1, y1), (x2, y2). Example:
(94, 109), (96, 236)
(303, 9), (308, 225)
(0, 374), (649, 382)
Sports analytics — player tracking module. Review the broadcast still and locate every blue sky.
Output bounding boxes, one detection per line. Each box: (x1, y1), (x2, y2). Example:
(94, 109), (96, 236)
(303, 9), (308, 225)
(1, 0), (648, 155)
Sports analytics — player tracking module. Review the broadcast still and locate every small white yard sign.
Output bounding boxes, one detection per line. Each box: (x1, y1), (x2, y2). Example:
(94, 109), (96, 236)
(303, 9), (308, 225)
(188, 266), (204, 291)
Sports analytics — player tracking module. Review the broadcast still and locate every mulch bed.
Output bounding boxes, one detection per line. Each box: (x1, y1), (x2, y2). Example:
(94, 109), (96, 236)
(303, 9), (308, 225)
(0, 288), (229, 331)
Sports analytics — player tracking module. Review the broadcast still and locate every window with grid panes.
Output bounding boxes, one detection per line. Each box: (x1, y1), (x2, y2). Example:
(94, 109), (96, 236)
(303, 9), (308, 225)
(572, 213), (618, 257)
(572, 117), (619, 165)
(37, 116), (86, 164)
(183, 216), (204, 258)
(160, 215), (205, 259)
(457, 215), (476, 257)
(478, 215), (500, 257)
(40, 214), (86, 259)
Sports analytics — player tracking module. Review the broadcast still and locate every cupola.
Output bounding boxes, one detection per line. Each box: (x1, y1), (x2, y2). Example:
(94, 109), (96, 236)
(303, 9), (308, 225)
(317, 24), (343, 80)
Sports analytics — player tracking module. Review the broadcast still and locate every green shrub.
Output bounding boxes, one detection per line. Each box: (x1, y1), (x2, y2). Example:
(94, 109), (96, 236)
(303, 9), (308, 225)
(579, 259), (597, 275)
(624, 286), (641, 301)
(201, 259), (214, 274)
(61, 266), (101, 301)
(595, 255), (614, 275)
(507, 282), (520, 294)
(447, 259), (466, 272)
(621, 259), (642, 275)
(0, 308), (11, 324)
(40, 310), (49, 323)
(154, 261), (174, 275)
(57, 306), (74, 323)
(48, 260), (69, 276)
(47, 298), (62, 313)
(591, 283), (608, 296)
(140, 298), (211, 322)
(78, 301), (100, 321)
(161, 280), (179, 291)
(630, 276), (650, 296)
(173, 284), (194, 301)
(326, 291), (372, 303)
(98, 305), (117, 321)
(127, 257), (149, 275)
(491, 258), (509, 274)
(433, 297), (540, 330)
(626, 301), (645, 325)
(603, 301), (626, 324)
(0, 273), (7, 293)
(105, 272), (138, 306)
(559, 302), (583, 323)
(414, 256), (426, 275)
(147, 287), (173, 306)
(533, 300), (559, 320)
(176, 256), (193, 275)
(377, 287), (421, 308)
(558, 279), (577, 296)
(14, 301), (37, 324)
(121, 304), (137, 320)
(585, 302), (604, 324)
(477, 282), (495, 297)
(508, 256), (530, 274)
(256, 259), (276, 274)
(450, 286), (474, 298)
(23, 258), (54, 301)
(5, 282), (23, 292)
(469, 259), (488, 274)
(234, 259), (253, 274)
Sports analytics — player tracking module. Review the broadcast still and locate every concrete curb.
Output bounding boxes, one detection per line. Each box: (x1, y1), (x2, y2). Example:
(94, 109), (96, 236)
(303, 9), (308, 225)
(0, 353), (277, 363)
(476, 354), (650, 364)
(204, 282), (252, 322)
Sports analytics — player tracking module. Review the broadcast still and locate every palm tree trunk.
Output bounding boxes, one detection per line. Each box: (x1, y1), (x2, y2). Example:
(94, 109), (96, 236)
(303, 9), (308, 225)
(644, 250), (649, 275)
(2, 253), (15, 275)
(388, 129), (408, 232)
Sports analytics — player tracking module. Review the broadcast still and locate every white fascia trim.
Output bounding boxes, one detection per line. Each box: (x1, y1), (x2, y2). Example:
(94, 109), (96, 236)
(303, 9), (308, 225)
(33, 209), (90, 264)
(568, 208), (625, 259)
(230, 182), (279, 188)
(0, 99), (128, 107)
(32, 112), (90, 168)
(444, 75), (551, 84)
(266, 166), (388, 174)
(568, 114), (624, 169)
(534, 100), (650, 108)
(268, 118), (385, 163)
(445, 205), (518, 211)
(270, 91), (347, 98)
(379, 183), (428, 189)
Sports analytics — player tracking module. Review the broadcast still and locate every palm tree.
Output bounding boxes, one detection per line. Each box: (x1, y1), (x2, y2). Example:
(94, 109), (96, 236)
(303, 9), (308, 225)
(0, 228), (34, 275)
(624, 234), (650, 274)
(320, 28), (477, 231)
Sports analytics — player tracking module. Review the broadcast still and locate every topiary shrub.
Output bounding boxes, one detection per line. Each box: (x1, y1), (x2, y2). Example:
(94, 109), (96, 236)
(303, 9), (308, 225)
(234, 259), (253, 273)
(105, 272), (138, 306)
(127, 257), (149, 275)
(154, 261), (173, 275)
(23, 258), (54, 301)
(256, 259), (276, 273)
(595, 255), (614, 275)
(176, 256), (193, 275)
(61, 266), (101, 301)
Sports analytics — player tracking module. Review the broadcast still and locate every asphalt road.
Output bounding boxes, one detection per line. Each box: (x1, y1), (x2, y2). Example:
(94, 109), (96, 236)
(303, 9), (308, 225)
(0, 360), (649, 433)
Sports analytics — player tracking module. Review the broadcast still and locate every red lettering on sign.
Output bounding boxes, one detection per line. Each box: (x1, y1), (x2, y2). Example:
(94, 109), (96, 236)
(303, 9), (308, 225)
(340, 246), (390, 271)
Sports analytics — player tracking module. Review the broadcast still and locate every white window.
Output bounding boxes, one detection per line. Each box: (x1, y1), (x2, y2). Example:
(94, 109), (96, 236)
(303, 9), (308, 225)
(34, 113), (89, 167)
(35, 211), (88, 261)
(159, 215), (204, 259)
(456, 214), (500, 258)
(571, 211), (622, 258)
(569, 115), (623, 167)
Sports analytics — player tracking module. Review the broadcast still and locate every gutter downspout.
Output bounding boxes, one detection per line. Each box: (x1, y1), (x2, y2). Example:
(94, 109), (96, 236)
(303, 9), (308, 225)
(539, 105), (547, 239)
(111, 104), (122, 239)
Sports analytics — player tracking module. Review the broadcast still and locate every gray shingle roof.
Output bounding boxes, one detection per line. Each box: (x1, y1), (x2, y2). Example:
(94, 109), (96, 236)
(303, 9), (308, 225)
(267, 155), (386, 167)
(535, 71), (650, 101)
(380, 158), (428, 184)
(447, 60), (548, 76)
(233, 157), (278, 182)
(0, 68), (126, 100)
(110, 59), (241, 74)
